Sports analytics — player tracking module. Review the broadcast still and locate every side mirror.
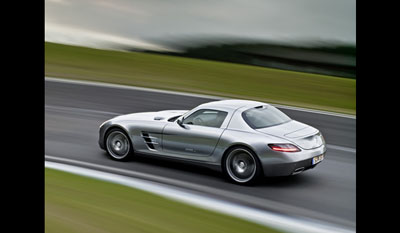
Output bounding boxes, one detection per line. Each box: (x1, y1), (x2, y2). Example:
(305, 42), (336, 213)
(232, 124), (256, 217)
(177, 117), (186, 128)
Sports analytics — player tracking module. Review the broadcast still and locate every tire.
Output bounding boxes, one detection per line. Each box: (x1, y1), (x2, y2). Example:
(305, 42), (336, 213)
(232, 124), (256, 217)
(105, 128), (133, 161)
(223, 146), (262, 185)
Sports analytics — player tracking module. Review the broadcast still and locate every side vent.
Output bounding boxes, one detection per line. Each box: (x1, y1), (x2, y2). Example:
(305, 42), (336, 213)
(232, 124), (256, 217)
(141, 132), (159, 150)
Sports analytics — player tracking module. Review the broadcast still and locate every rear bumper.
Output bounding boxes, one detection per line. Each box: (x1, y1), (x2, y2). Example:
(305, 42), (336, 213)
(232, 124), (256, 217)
(259, 145), (326, 177)
(262, 155), (323, 176)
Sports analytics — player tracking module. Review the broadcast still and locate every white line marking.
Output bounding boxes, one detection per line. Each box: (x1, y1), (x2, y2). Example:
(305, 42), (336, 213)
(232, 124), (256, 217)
(45, 104), (121, 116)
(326, 144), (356, 153)
(45, 160), (354, 233)
(45, 76), (223, 100)
(45, 76), (356, 119)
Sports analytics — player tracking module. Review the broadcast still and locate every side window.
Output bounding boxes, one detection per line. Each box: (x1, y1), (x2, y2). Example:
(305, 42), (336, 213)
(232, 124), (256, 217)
(182, 109), (228, 128)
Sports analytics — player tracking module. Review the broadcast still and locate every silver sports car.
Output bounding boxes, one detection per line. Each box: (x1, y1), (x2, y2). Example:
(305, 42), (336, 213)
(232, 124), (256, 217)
(99, 99), (326, 184)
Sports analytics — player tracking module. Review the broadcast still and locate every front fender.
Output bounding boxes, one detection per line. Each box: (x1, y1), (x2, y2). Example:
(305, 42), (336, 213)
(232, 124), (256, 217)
(98, 120), (131, 150)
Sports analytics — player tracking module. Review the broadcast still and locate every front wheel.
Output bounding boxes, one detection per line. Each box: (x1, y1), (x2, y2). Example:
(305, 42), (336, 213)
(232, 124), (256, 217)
(105, 128), (133, 161)
(223, 147), (262, 184)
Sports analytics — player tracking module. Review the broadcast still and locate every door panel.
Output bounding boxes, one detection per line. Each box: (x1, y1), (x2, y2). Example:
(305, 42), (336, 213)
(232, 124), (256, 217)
(162, 123), (224, 157)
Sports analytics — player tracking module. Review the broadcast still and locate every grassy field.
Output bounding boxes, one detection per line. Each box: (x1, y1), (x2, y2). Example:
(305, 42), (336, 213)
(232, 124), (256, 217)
(45, 168), (282, 233)
(45, 42), (356, 115)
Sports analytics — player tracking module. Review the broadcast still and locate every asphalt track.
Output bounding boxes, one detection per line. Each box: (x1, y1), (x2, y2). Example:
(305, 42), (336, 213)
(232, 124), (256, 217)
(45, 78), (356, 231)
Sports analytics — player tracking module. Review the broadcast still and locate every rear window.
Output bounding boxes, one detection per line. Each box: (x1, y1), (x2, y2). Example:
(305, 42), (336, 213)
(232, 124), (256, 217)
(242, 105), (291, 129)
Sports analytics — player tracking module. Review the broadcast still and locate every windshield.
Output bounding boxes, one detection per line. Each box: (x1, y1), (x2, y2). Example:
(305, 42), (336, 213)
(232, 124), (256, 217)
(242, 105), (291, 129)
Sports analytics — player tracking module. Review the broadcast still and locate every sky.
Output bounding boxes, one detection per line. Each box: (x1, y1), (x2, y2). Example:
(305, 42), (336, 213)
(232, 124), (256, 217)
(45, 0), (356, 51)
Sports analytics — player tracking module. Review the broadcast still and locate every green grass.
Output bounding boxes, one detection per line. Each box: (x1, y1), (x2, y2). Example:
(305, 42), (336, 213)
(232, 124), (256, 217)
(45, 168), (282, 233)
(45, 42), (356, 115)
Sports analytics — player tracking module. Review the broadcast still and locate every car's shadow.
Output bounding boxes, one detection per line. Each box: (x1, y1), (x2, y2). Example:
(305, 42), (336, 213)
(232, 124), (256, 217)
(101, 151), (318, 187)
(257, 174), (316, 187)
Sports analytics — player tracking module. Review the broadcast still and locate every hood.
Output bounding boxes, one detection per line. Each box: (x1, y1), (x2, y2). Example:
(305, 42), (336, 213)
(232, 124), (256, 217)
(256, 120), (323, 149)
(113, 110), (187, 122)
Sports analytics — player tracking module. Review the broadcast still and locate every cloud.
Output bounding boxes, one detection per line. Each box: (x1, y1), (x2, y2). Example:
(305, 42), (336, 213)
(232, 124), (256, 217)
(45, 0), (355, 50)
(47, 0), (69, 5)
(45, 22), (177, 52)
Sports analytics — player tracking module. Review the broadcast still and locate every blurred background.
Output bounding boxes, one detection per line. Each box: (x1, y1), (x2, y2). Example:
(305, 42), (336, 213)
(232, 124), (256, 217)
(45, 0), (356, 115)
(45, 0), (355, 78)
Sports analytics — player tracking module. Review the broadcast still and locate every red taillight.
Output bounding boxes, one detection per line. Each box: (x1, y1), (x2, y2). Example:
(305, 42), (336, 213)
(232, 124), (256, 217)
(268, 144), (301, 152)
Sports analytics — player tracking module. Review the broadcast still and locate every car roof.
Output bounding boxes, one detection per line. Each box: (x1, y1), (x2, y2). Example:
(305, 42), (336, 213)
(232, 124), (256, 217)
(197, 99), (268, 112)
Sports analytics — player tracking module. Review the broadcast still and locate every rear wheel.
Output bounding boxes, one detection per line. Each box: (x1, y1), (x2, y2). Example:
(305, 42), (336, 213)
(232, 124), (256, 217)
(105, 128), (133, 161)
(223, 146), (262, 184)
